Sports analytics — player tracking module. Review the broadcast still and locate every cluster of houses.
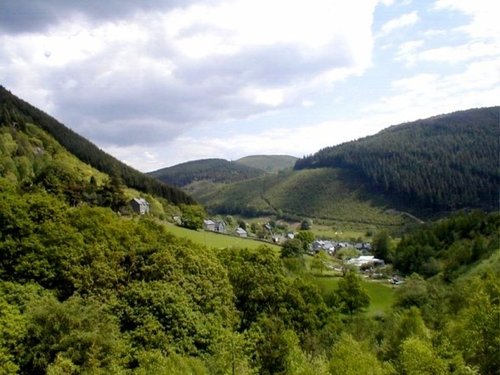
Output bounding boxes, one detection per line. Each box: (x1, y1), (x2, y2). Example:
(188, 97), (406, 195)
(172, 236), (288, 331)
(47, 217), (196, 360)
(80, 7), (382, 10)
(203, 219), (248, 237)
(310, 240), (372, 255)
(346, 255), (385, 268)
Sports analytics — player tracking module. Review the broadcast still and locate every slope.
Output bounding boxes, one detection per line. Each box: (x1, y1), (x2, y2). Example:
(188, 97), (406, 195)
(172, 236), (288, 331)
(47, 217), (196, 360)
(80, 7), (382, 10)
(195, 168), (410, 227)
(295, 107), (500, 215)
(0, 85), (194, 205)
(148, 158), (265, 187)
(236, 154), (298, 173)
(0, 119), (184, 219)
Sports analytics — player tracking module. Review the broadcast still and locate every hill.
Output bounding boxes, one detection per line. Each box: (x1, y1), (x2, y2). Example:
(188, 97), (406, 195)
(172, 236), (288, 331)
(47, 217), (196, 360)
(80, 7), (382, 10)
(194, 167), (412, 227)
(295, 107), (500, 215)
(0, 85), (194, 205)
(236, 154), (298, 173)
(148, 158), (265, 187)
(0, 88), (498, 374)
(185, 107), (499, 227)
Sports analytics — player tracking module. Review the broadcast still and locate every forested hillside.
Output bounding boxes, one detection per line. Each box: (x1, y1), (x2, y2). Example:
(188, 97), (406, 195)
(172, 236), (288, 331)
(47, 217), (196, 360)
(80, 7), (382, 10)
(392, 210), (499, 280)
(0, 182), (498, 373)
(295, 107), (500, 214)
(149, 158), (265, 187)
(194, 168), (411, 227)
(236, 155), (298, 173)
(0, 87), (498, 373)
(0, 86), (194, 205)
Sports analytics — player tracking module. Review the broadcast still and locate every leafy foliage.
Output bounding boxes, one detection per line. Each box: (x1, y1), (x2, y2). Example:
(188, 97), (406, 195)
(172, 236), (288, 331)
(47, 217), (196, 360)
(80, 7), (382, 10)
(0, 85), (194, 205)
(334, 271), (370, 315)
(393, 210), (499, 279)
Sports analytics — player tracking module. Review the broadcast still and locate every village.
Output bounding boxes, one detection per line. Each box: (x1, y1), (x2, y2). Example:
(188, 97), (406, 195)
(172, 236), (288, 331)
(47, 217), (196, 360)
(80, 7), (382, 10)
(128, 197), (399, 284)
(201, 217), (395, 281)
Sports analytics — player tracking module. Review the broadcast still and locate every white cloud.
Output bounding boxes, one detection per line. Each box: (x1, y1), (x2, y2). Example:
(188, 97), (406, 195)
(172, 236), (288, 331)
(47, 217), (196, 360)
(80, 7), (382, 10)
(418, 41), (499, 63)
(395, 40), (424, 66)
(379, 11), (419, 36)
(434, 0), (500, 39)
(1, 0), (378, 152)
(363, 57), (500, 120)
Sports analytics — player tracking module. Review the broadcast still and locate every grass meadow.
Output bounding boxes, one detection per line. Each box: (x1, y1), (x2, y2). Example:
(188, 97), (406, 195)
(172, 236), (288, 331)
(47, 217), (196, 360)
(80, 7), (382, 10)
(312, 276), (395, 316)
(163, 224), (281, 251)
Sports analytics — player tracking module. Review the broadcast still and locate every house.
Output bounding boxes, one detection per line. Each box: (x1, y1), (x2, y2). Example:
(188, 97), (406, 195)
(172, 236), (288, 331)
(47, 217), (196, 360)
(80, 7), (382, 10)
(214, 221), (226, 233)
(129, 198), (149, 215)
(204, 219), (226, 233)
(312, 240), (336, 254)
(203, 219), (216, 231)
(235, 227), (247, 237)
(347, 255), (384, 268)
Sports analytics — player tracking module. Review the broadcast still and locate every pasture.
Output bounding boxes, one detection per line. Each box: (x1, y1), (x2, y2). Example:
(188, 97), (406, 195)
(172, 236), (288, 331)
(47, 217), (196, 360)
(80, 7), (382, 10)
(312, 276), (395, 316)
(163, 224), (281, 251)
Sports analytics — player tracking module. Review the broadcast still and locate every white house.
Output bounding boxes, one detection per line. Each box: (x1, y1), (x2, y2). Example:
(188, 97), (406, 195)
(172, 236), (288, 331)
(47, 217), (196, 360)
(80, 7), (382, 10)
(347, 255), (384, 268)
(235, 227), (247, 237)
(129, 198), (149, 215)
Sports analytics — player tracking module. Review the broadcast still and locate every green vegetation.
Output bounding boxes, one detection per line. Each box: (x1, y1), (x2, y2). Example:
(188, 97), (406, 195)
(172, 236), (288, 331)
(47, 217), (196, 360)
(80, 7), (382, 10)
(312, 277), (395, 316)
(162, 223), (280, 251)
(236, 154), (298, 173)
(148, 158), (265, 187)
(0, 85), (194, 205)
(1, 88), (498, 374)
(392, 210), (499, 280)
(296, 107), (500, 215)
(194, 168), (412, 227)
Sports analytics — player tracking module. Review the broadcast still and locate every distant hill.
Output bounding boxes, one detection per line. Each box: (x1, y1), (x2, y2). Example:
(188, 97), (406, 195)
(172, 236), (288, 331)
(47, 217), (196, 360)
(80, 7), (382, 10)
(148, 158), (265, 187)
(0, 85), (194, 205)
(236, 155), (298, 173)
(190, 107), (499, 223)
(192, 167), (411, 227)
(295, 107), (500, 215)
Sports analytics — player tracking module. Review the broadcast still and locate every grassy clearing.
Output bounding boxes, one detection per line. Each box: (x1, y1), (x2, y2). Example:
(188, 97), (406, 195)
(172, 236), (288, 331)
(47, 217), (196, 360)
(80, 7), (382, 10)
(163, 224), (281, 251)
(312, 276), (395, 316)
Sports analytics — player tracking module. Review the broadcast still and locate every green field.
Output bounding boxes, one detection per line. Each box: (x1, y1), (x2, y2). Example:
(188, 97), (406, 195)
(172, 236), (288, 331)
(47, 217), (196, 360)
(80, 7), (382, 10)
(163, 224), (281, 251)
(312, 276), (395, 316)
(194, 168), (413, 228)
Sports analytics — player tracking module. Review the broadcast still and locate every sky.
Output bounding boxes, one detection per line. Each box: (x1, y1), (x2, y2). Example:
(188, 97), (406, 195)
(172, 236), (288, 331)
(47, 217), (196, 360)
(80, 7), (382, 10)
(1, 0), (499, 172)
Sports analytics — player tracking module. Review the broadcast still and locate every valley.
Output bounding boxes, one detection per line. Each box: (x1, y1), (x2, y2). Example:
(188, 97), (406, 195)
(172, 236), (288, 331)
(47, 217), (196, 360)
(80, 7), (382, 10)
(0, 86), (498, 374)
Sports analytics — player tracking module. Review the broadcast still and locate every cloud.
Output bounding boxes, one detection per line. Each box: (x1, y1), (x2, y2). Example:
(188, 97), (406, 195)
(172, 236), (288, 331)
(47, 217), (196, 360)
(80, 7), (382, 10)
(0, 0), (377, 151)
(379, 11), (419, 36)
(0, 0), (206, 34)
(395, 40), (424, 66)
(434, 0), (500, 39)
(363, 57), (500, 119)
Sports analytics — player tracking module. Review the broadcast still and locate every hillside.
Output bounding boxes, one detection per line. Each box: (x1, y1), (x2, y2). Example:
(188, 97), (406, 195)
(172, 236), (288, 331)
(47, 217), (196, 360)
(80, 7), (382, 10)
(0, 88), (498, 374)
(183, 107), (499, 226)
(0, 85), (194, 205)
(148, 158), (265, 187)
(295, 107), (500, 215)
(236, 154), (298, 173)
(195, 168), (412, 227)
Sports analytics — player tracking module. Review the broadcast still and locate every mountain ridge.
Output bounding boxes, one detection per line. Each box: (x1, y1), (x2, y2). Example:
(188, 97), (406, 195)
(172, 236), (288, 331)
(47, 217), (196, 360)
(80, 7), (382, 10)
(148, 158), (266, 187)
(167, 107), (500, 222)
(295, 106), (499, 214)
(0, 85), (194, 205)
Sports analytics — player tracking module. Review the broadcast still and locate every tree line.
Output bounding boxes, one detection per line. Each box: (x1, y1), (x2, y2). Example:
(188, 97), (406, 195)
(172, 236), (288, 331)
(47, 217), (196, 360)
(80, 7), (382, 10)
(0, 86), (194, 205)
(1, 184), (498, 374)
(295, 107), (500, 215)
(149, 158), (265, 187)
